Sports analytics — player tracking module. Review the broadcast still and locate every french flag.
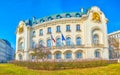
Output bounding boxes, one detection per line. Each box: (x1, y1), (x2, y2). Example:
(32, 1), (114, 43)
(51, 35), (56, 43)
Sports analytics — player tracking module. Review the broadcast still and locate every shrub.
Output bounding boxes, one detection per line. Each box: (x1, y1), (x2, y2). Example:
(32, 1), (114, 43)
(11, 59), (118, 70)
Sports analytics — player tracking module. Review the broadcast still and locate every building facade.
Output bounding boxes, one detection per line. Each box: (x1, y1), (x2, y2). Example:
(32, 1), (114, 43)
(15, 6), (109, 61)
(0, 39), (14, 62)
(108, 30), (120, 59)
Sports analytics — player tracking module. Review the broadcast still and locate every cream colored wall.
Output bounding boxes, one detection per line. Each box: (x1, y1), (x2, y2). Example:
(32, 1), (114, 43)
(15, 6), (109, 60)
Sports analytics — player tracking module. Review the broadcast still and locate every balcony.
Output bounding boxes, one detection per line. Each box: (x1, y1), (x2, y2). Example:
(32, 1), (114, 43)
(49, 45), (85, 50)
(92, 44), (104, 48)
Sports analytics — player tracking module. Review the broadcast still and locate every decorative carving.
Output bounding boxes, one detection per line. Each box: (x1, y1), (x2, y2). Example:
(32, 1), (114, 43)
(18, 22), (24, 33)
(92, 12), (101, 22)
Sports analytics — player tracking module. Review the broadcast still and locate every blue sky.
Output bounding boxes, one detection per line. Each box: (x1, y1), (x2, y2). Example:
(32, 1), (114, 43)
(0, 0), (120, 49)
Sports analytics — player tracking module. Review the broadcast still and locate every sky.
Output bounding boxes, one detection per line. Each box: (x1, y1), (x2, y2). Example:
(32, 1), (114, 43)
(0, 0), (120, 49)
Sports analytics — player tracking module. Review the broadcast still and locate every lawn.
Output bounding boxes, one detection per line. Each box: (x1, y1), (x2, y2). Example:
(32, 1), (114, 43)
(0, 63), (120, 75)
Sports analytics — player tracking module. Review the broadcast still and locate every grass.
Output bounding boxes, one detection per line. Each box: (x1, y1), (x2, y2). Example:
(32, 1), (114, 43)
(0, 63), (120, 75)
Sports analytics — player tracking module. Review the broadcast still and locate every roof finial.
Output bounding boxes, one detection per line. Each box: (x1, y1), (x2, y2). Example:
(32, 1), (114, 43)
(81, 8), (84, 13)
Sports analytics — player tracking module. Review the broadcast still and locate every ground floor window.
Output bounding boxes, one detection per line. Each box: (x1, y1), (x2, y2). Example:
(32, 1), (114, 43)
(76, 52), (82, 58)
(65, 52), (72, 59)
(55, 53), (61, 59)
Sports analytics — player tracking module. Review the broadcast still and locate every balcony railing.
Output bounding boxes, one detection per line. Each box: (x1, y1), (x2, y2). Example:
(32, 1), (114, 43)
(49, 45), (85, 50)
(92, 44), (104, 48)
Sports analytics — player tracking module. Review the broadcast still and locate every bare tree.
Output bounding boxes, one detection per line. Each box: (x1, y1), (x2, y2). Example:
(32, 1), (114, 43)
(108, 37), (120, 59)
(30, 44), (51, 62)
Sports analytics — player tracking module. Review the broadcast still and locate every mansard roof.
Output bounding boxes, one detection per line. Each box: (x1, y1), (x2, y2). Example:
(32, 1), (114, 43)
(24, 11), (87, 26)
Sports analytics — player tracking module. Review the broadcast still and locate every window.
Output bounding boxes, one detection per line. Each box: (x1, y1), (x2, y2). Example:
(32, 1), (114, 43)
(56, 15), (62, 19)
(40, 19), (45, 23)
(95, 50), (100, 58)
(55, 53), (61, 59)
(76, 25), (80, 31)
(47, 39), (52, 47)
(47, 54), (52, 59)
(65, 52), (72, 59)
(47, 27), (51, 34)
(32, 42), (36, 48)
(18, 54), (22, 60)
(66, 37), (71, 46)
(66, 14), (71, 18)
(76, 37), (81, 45)
(39, 29), (43, 35)
(33, 31), (36, 37)
(76, 13), (81, 17)
(20, 42), (24, 49)
(56, 26), (61, 32)
(56, 38), (61, 46)
(93, 34), (99, 44)
(48, 17), (53, 21)
(39, 40), (43, 46)
(66, 25), (70, 31)
(76, 52), (82, 58)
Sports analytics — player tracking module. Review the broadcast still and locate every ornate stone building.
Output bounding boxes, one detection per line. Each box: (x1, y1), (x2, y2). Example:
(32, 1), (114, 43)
(15, 6), (109, 61)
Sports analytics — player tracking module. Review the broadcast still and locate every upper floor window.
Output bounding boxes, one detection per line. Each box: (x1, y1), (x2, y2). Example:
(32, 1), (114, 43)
(47, 27), (51, 34)
(47, 39), (52, 47)
(39, 29), (43, 35)
(66, 14), (71, 18)
(56, 38), (61, 46)
(56, 26), (61, 32)
(66, 37), (71, 46)
(76, 37), (81, 45)
(20, 42), (24, 50)
(66, 25), (71, 32)
(76, 25), (80, 31)
(33, 31), (36, 37)
(32, 42), (36, 48)
(93, 34), (99, 44)
(39, 40), (44, 46)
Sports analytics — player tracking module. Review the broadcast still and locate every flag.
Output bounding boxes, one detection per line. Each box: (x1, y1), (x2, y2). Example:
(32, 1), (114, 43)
(61, 34), (66, 45)
(51, 35), (56, 43)
(61, 34), (65, 41)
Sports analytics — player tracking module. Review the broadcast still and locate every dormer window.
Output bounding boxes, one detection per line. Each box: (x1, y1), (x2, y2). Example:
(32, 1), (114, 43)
(66, 14), (71, 18)
(48, 17), (53, 21)
(40, 19), (45, 23)
(56, 15), (62, 19)
(76, 13), (81, 17)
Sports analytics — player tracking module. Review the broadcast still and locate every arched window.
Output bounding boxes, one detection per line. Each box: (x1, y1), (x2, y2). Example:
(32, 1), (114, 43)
(55, 53), (61, 59)
(56, 38), (61, 46)
(93, 34), (99, 44)
(76, 52), (82, 58)
(95, 50), (100, 58)
(32, 42), (36, 48)
(20, 42), (24, 49)
(39, 40), (43, 46)
(33, 31), (36, 37)
(18, 54), (22, 60)
(47, 54), (52, 59)
(65, 52), (72, 59)
(47, 39), (52, 47)
(66, 14), (71, 18)
(76, 37), (81, 45)
(66, 37), (71, 46)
